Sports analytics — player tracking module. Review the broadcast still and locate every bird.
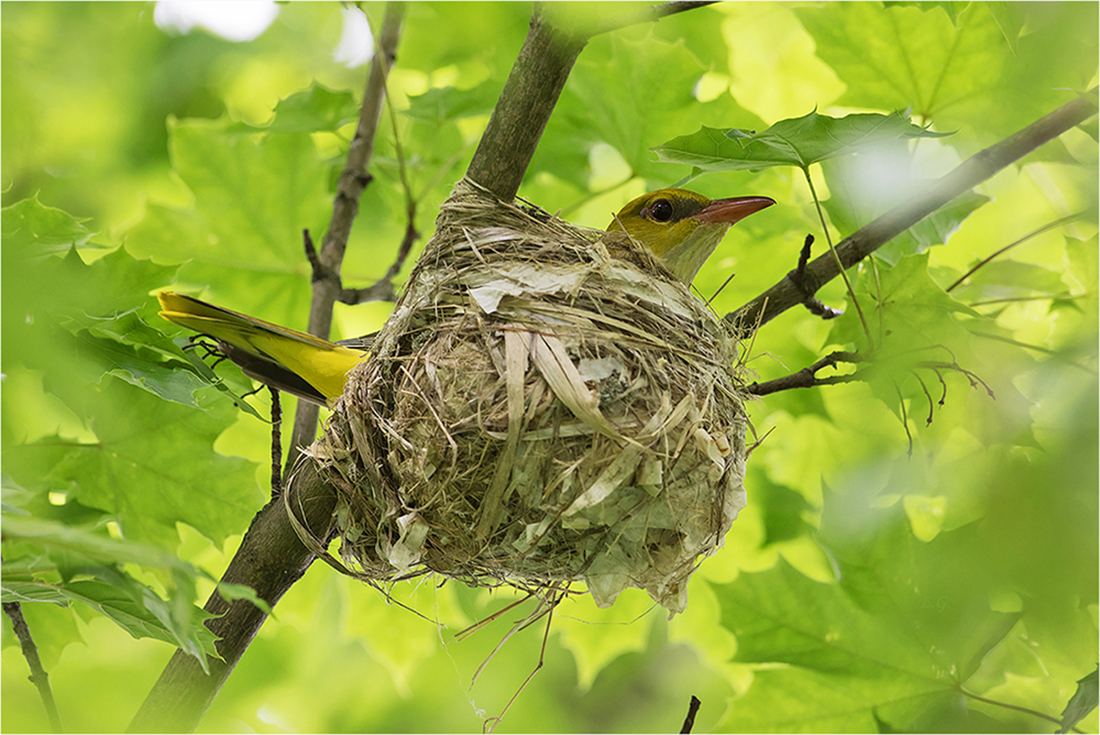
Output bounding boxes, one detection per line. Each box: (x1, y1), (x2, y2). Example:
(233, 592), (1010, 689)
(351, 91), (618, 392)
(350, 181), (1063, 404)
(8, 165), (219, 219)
(607, 188), (774, 283)
(158, 188), (774, 405)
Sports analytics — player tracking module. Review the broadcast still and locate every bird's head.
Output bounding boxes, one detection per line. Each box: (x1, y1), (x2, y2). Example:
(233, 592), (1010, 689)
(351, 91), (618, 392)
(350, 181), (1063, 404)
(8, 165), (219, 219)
(608, 188), (775, 282)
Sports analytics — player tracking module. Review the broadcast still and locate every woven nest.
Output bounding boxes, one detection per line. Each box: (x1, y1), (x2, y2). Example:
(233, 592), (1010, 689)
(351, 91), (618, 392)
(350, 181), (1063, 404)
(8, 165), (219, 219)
(295, 178), (749, 614)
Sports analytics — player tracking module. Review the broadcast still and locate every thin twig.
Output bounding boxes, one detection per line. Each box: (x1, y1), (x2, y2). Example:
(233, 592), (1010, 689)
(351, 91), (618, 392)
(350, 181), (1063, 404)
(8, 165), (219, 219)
(744, 351), (862, 396)
(269, 387), (283, 498)
(788, 234), (843, 319)
(913, 371), (934, 426)
(289, 2), (405, 456)
(338, 215), (419, 305)
(680, 695), (702, 733)
(3, 602), (63, 733)
(705, 270), (738, 308)
(338, 22), (422, 305)
(967, 331), (1099, 375)
(946, 211), (1087, 292)
(481, 590), (563, 734)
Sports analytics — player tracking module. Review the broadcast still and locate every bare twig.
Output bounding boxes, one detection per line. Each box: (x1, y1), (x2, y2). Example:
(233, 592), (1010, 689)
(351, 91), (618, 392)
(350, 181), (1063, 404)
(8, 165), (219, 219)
(744, 351), (862, 396)
(789, 234), (843, 319)
(269, 387), (283, 498)
(728, 88), (1099, 337)
(946, 211), (1087, 292)
(338, 32), (422, 305)
(680, 695), (702, 733)
(705, 270), (738, 307)
(481, 590), (563, 734)
(337, 214), (419, 305)
(289, 3), (405, 455)
(3, 601), (63, 733)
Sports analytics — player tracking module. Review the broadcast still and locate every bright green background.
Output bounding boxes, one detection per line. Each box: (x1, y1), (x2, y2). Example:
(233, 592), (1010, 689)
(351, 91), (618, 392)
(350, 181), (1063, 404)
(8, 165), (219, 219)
(3, 2), (1097, 732)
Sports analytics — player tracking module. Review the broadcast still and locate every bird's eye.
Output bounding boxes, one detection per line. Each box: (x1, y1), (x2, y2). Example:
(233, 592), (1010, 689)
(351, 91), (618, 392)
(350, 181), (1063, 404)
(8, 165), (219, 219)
(648, 198), (674, 223)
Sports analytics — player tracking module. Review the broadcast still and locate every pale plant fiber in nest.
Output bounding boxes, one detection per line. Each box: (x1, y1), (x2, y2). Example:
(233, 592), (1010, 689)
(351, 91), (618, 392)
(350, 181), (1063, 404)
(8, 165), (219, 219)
(289, 178), (749, 614)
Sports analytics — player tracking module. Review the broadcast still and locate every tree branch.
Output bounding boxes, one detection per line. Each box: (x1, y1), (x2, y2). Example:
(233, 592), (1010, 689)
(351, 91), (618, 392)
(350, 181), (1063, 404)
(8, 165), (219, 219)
(288, 3), (405, 455)
(465, 4), (588, 201)
(130, 6), (405, 731)
(127, 460), (337, 733)
(946, 211), (1087, 292)
(3, 601), (62, 733)
(727, 88), (1099, 337)
(590, 1), (717, 37)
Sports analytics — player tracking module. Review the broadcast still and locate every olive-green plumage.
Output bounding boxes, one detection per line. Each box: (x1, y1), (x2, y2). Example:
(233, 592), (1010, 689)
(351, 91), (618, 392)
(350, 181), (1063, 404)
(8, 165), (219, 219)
(609, 188), (774, 282)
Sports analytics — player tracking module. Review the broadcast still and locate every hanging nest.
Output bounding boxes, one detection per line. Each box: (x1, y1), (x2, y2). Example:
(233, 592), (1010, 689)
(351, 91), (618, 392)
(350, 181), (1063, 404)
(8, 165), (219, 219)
(292, 178), (749, 614)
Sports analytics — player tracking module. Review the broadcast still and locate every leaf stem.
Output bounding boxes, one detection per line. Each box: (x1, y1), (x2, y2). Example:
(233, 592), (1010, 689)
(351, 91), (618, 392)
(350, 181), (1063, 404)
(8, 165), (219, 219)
(802, 165), (874, 347)
(956, 683), (1079, 732)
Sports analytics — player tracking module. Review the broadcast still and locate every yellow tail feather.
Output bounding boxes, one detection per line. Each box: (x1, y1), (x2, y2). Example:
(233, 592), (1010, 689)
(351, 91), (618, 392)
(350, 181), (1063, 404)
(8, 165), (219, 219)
(158, 291), (366, 404)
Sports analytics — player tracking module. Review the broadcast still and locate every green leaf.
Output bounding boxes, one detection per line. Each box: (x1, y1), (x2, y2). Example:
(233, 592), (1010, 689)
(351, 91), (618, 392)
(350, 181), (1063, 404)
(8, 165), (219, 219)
(247, 84), (358, 133)
(125, 117), (341, 332)
(403, 83), (499, 125)
(535, 31), (761, 188)
(829, 253), (977, 351)
(2, 238), (263, 549)
(986, 2), (1025, 55)
(948, 260), (1068, 305)
(714, 492), (1022, 732)
(880, 2), (971, 27)
(2, 514), (204, 574)
(131, 117), (330, 268)
(4, 383), (261, 549)
(653, 111), (947, 173)
(715, 559), (1010, 731)
(47, 577), (216, 667)
(1, 195), (98, 252)
(755, 479), (815, 547)
(797, 3), (1099, 144)
(216, 582), (272, 617)
(893, 191), (990, 262)
(70, 307), (269, 419)
(1060, 668), (1099, 733)
(821, 254), (1048, 446)
(2, 580), (71, 606)
(1, 515), (219, 669)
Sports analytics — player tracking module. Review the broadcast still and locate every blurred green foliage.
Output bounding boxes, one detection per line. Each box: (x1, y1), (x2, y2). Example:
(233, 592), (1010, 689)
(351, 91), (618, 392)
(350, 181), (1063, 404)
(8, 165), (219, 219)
(2, 2), (1097, 733)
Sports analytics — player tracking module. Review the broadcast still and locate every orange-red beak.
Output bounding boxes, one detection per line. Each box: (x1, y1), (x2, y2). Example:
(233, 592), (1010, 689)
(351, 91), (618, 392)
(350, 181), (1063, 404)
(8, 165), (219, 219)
(696, 196), (776, 225)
